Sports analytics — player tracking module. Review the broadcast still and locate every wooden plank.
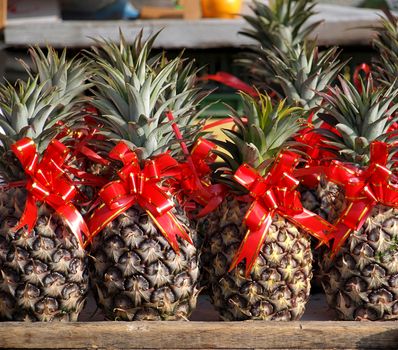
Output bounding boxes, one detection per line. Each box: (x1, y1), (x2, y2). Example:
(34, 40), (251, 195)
(140, 7), (184, 19)
(0, 321), (397, 349)
(3, 4), (383, 48)
(182, 0), (202, 20)
(0, 0), (6, 29)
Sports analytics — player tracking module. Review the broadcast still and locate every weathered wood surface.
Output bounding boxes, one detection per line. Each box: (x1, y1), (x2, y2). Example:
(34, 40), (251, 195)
(0, 320), (397, 349)
(4, 4), (385, 48)
(1, 294), (396, 349)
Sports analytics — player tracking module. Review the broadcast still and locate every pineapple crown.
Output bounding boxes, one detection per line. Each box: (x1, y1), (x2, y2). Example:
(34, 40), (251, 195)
(240, 0), (320, 54)
(317, 75), (398, 167)
(0, 77), (64, 181)
(0, 47), (91, 182)
(88, 31), (207, 160)
(238, 0), (343, 118)
(238, 0), (322, 90)
(0, 77), (58, 145)
(373, 11), (398, 89)
(212, 92), (303, 190)
(259, 43), (344, 113)
(21, 46), (92, 111)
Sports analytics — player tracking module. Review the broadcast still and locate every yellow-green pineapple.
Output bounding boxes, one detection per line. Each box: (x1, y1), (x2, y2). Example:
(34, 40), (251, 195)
(0, 47), (90, 321)
(203, 92), (314, 321)
(86, 33), (206, 321)
(316, 76), (398, 320)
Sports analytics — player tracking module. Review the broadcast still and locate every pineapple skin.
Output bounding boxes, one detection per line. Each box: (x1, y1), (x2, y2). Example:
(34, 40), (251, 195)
(300, 181), (343, 291)
(204, 196), (312, 321)
(317, 181), (398, 320)
(0, 188), (89, 321)
(89, 204), (200, 321)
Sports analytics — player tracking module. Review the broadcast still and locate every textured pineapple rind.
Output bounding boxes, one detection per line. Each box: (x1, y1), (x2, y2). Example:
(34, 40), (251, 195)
(89, 203), (200, 321)
(0, 188), (89, 321)
(203, 196), (312, 321)
(317, 179), (398, 320)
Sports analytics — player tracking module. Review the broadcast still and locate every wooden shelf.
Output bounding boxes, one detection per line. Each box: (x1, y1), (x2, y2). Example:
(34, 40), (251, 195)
(0, 320), (397, 349)
(0, 294), (397, 349)
(3, 4), (385, 48)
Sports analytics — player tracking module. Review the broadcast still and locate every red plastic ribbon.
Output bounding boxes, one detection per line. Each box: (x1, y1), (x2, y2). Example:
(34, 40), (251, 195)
(11, 138), (89, 246)
(200, 72), (259, 97)
(86, 142), (192, 252)
(166, 111), (225, 217)
(179, 137), (225, 217)
(325, 141), (398, 254)
(230, 151), (332, 276)
(56, 108), (109, 169)
(353, 63), (371, 93)
(56, 110), (111, 202)
(294, 118), (339, 188)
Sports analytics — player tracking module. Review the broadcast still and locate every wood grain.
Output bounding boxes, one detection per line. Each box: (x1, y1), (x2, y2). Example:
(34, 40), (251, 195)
(0, 0), (6, 29)
(0, 321), (397, 349)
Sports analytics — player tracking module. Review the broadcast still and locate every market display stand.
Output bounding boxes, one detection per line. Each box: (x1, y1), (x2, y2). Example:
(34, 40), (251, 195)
(0, 294), (397, 349)
(1, 320), (397, 349)
(3, 4), (386, 49)
(1, 2), (398, 350)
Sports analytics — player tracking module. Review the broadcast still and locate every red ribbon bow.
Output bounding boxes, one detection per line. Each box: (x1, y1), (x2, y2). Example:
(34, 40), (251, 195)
(230, 151), (332, 276)
(11, 138), (89, 246)
(326, 141), (398, 254)
(86, 142), (192, 252)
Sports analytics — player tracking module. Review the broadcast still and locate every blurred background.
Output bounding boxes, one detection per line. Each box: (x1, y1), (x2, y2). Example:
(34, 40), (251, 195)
(0, 0), (395, 117)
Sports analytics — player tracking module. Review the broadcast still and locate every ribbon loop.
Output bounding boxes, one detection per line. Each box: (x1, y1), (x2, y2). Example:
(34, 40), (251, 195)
(109, 141), (137, 164)
(12, 139), (38, 176)
(261, 190), (278, 210)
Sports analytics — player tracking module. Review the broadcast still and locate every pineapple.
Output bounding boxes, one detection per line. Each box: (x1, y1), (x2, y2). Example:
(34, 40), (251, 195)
(0, 47), (91, 321)
(238, 0), (344, 292)
(316, 76), (398, 320)
(86, 33), (205, 321)
(203, 92), (315, 321)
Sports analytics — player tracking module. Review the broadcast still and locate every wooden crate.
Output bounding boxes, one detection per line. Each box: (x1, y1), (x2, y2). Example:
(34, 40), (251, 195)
(0, 294), (398, 349)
